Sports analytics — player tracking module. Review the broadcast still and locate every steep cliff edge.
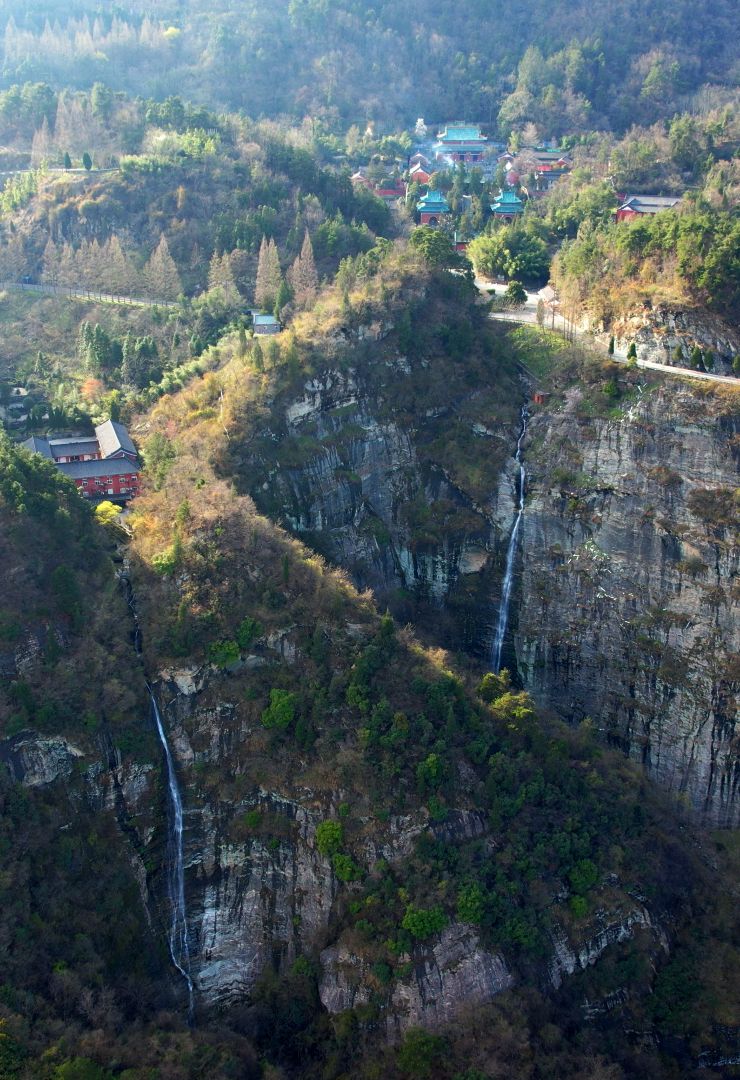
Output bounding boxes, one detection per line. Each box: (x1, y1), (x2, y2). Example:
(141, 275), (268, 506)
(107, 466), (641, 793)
(129, 469), (692, 1034)
(2, 276), (739, 1076)
(516, 365), (739, 825)
(222, 256), (524, 654)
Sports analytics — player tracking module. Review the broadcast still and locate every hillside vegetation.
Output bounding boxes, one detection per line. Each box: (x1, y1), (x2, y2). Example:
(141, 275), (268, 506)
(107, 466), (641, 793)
(0, 0), (738, 134)
(126, 260), (737, 1078)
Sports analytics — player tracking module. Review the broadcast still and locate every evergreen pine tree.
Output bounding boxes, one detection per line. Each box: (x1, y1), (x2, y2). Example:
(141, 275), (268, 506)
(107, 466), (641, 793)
(237, 326), (248, 358)
(274, 277), (291, 318)
(690, 345), (704, 370)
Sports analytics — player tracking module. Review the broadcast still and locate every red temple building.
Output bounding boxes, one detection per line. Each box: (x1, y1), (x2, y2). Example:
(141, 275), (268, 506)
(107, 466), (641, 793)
(23, 420), (141, 501)
(416, 189), (451, 225)
(615, 194), (681, 221)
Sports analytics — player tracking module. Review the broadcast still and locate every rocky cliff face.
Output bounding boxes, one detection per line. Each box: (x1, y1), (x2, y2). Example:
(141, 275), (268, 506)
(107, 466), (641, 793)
(249, 367), (514, 651)
(139, 675), (666, 1024)
(608, 305), (739, 374)
(224, 277), (525, 655)
(517, 383), (739, 825)
(320, 923), (515, 1036)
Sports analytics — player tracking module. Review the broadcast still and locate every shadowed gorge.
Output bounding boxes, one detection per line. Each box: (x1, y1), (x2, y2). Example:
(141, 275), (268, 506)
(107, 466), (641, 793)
(0, 4), (738, 1076)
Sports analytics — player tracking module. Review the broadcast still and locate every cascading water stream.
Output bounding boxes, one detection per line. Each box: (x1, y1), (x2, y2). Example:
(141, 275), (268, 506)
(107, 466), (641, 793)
(149, 687), (195, 1019)
(126, 572), (194, 1015)
(491, 405), (528, 674)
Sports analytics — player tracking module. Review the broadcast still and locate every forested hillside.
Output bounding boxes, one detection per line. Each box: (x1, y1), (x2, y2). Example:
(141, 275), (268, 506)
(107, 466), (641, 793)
(2, 257), (737, 1077)
(1, 0), (738, 132)
(0, 0), (738, 1076)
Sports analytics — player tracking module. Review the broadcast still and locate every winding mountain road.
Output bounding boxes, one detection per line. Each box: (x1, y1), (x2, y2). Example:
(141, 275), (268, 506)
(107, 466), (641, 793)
(478, 281), (738, 385)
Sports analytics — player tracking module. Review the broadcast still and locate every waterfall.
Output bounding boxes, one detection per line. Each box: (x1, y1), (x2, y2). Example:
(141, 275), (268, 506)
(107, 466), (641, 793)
(491, 405), (528, 674)
(123, 569), (194, 1015)
(148, 687), (195, 1018)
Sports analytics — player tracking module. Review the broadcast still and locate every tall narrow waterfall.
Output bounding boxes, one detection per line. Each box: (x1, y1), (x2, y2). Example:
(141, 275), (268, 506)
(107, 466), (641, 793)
(149, 688), (195, 1017)
(491, 406), (528, 673)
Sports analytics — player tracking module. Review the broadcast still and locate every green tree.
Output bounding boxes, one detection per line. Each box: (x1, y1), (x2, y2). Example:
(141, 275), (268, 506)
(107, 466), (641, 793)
(63, 151), (72, 169)
(568, 858), (599, 894)
(236, 326), (248, 358)
(208, 640), (240, 667)
(50, 565), (81, 622)
(261, 688), (297, 730)
(142, 432), (177, 490)
(316, 820), (343, 856)
(416, 752), (444, 790)
(505, 279), (527, 306)
(274, 277), (291, 318)
(397, 1028), (447, 1079)
(236, 616), (261, 649)
(401, 904), (446, 940)
(456, 882), (485, 924)
(55, 1059), (113, 1080)
(81, 151), (92, 171)
(332, 853), (361, 881)
(94, 500), (122, 528)
(409, 226), (459, 268)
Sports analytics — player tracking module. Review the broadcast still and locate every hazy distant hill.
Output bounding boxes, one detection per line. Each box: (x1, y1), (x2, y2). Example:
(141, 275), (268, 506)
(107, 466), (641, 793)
(1, 0), (738, 132)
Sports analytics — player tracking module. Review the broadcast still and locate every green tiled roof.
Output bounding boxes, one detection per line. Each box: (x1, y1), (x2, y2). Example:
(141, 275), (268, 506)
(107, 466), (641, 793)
(438, 124), (486, 142)
(417, 190), (450, 212)
(491, 189), (524, 214)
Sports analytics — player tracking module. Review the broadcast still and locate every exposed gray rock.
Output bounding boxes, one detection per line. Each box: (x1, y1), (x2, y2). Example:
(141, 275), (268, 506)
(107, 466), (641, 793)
(387, 924), (514, 1035)
(188, 796), (336, 1005)
(319, 923), (514, 1035)
(0, 733), (85, 786)
(517, 385), (739, 825)
(548, 903), (661, 989)
(611, 306), (740, 375)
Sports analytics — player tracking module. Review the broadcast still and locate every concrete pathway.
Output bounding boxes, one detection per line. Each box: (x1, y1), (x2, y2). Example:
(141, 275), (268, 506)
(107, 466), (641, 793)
(478, 282), (738, 385)
(0, 280), (177, 309)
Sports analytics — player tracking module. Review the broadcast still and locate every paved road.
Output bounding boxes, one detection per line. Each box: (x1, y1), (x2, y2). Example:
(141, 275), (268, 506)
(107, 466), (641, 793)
(477, 282), (738, 385)
(0, 280), (177, 309)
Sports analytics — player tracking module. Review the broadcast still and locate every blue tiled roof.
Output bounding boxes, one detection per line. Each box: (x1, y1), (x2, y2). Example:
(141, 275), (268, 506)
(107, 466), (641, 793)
(417, 190), (450, 212)
(491, 189), (524, 213)
(438, 125), (486, 142)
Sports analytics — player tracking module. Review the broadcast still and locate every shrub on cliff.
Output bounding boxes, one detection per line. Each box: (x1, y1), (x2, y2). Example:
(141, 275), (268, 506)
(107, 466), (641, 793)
(401, 904), (447, 940)
(261, 688), (298, 730)
(316, 820), (343, 856)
